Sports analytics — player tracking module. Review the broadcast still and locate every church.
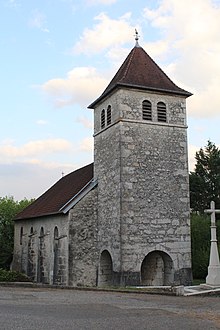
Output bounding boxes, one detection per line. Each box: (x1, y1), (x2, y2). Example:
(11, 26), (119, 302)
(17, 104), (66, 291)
(12, 34), (193, 287)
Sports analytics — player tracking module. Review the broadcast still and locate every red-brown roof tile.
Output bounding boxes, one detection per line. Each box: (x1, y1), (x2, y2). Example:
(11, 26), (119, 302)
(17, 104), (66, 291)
(15, 163), (94, 220)
(88, 45), (192, 108)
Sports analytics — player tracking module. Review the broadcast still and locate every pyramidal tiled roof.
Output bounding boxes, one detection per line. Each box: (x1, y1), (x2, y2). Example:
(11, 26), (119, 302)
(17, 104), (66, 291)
(88, 45), (192, 108)
(15, 163), (94, 220)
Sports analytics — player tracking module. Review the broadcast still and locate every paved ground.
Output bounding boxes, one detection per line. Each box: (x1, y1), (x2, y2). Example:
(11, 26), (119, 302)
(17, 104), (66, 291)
(0, 286), (220, 330)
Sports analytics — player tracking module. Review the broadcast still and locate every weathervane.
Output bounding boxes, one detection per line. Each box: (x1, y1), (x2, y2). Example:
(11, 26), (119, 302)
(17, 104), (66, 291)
(134, 29), (140, 47)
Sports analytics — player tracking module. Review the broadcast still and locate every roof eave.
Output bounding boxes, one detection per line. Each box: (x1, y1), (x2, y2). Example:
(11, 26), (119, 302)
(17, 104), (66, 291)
(14, 177), (98, 220)
(88, 83), (192, 109)
(14, 211), (64, 221)
(59, 178), (98, 214)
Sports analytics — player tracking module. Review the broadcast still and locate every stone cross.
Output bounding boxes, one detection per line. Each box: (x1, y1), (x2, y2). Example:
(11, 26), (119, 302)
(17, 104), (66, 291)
(204, 201), (220, 286)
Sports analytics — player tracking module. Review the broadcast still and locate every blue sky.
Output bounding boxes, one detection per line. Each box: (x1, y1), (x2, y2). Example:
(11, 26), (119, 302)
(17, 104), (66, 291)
(1, 0), (220, 200)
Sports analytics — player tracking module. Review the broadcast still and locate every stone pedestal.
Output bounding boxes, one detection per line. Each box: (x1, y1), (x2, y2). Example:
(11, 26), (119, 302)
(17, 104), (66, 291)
(206, 240), (220, 286)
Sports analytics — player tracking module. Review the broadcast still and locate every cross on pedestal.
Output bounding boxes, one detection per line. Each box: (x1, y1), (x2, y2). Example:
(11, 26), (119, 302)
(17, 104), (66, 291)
(204, 201), (220, 286)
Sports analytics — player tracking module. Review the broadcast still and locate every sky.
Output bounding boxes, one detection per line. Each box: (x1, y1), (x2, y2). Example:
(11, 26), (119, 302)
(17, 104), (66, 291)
(1, 0), (220, 201)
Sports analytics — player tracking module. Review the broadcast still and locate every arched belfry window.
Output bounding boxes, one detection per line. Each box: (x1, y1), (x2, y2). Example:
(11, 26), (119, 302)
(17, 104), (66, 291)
(142, 100), (152, 121)
(157, 102), (167, 122)
(101, 109), (105, 129)
(107, 105), (111, 126)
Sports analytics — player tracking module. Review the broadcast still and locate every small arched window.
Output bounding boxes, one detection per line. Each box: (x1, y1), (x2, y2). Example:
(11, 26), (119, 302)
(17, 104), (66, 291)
(107, 105), (111, 126)
(157, 102), (167, 122)
(54, 226), (59, 240)
(30, 227), (33, 235)
(101, 109), (105, 129)
(142, 100), (152, 121)
(40, 227), (44, 238)
(20, 227), (23, 245)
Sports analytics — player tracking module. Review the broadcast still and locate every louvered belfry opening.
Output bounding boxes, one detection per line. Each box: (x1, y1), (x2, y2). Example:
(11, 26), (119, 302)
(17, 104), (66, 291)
(101, 109), (105, 129)
(142, 100), (152, 121)
(107, 105), (111, 126)
(157, 102), (167, 122)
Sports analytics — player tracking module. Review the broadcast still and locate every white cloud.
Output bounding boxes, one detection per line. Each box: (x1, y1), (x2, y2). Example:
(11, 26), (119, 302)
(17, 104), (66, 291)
(79, 137), (94, 152)
(73, 12), (134, 54)
(187, 78), (220, 117)
(6, 0), (21, 9)
(188, 145), (199, 172)
(41, 12), (139, 108)
(105, 46), (131, 68)
(60, 0), (77, 13)
(76, 116), (93, 129)
(0, 161), (78, 200)
(0, 135), (93, 172)
(143, 40), (169, 61)
(0, 138), (72, 161)
(36, 119), (47, 125)
(41, 66), (108, 108)
(188, 141), (220, 171)
(143, 0), (220, 118)
(28, 9), (50, 33)
(0, 135), (94, 199)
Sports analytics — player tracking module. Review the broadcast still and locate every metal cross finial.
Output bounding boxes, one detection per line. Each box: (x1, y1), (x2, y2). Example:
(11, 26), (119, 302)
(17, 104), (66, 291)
(134, 29), (140, 47)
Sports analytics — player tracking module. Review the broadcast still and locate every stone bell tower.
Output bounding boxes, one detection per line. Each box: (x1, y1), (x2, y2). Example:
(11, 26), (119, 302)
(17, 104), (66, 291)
(88, 33), (192, 286)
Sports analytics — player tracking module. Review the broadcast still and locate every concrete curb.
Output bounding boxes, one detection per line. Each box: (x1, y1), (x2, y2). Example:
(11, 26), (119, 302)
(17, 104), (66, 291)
(0, 282), (179, 296)
(1, 282), (219, 296)
(184, 284), (220, 296)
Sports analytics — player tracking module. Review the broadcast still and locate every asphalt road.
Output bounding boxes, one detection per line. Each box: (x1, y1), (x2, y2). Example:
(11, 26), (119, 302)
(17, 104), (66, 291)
(0, 286), (220, 330)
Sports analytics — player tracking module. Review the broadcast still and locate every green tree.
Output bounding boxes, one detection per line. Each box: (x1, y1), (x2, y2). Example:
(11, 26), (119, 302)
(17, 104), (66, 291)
(189, 140), (220, 212)
(191, 212), (220, 279)
(191, 213), (210, 279)
(0, 196), (33, 269)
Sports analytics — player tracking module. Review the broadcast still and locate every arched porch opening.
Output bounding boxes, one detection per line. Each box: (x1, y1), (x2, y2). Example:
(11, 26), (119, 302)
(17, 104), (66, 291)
(141, 250), (173, 286)
(98, 250), (113, 287)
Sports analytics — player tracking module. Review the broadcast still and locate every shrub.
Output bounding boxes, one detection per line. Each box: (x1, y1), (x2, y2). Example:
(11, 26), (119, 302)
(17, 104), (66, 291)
(0, 268), (31, 282)
(190, 213), (220, 279)
(0, 196), (34, 270)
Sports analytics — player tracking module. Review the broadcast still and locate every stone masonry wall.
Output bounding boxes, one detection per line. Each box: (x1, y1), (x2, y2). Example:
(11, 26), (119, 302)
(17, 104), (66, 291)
(68, 188), (98, 287)
(93, 88), (192, 286)
(12, 214), (69, 285)
(94, 123), (122, 273)
(120, 121), (191, 278)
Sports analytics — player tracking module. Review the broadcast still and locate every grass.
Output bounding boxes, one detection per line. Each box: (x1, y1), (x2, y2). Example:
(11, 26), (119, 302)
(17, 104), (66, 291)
(192, 278), (205, 286)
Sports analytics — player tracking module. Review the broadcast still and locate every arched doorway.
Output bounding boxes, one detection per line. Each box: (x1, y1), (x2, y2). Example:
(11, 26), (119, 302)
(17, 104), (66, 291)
(141, 251), (173, 286)
(98, 250), (113, 287)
